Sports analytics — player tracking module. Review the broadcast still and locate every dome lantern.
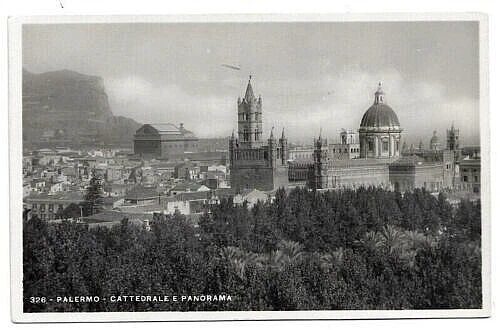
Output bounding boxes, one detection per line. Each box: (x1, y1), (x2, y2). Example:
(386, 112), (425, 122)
(374, 81), (385, 104)
(360, 83), (401, 130)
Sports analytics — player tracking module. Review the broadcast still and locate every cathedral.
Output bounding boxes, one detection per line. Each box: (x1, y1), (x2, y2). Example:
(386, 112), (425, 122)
(311, 83), (458, 192)
(229, 77), (289, 192)
(229, 78), (464, 194)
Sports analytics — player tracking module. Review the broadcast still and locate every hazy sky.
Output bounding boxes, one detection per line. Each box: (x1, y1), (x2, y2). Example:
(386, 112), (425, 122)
(23, 21), (480, 145)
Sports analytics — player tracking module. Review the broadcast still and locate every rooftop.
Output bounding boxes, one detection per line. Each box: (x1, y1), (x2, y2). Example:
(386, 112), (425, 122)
(171, 182), (207, 192)
(135, 123), (197, 139)
(125, 185), (160, 201)
(25, 191), (85, 202)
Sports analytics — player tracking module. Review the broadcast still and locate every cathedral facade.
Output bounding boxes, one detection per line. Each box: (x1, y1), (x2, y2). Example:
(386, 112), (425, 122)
(229, 77), (289, 192)
(310, 83), (458, 192)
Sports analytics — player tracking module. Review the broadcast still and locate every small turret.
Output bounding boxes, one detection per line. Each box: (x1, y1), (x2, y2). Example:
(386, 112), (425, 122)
(279, 127), (288, 165)
(267, 127), (277, 167)
(229, 129), (236, 166)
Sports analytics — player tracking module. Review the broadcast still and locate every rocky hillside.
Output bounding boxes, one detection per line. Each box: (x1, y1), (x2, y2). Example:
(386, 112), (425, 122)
(22, 69), (141, 147)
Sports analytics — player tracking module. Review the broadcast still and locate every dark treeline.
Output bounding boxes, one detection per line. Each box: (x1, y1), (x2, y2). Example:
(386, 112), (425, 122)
(23, 187), (482, 312)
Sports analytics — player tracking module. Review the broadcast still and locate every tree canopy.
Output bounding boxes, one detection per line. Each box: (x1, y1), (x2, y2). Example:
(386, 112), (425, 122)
(23, 187), (482, 312)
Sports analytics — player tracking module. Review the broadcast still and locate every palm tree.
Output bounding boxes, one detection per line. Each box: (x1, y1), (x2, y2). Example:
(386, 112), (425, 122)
(268, 240), (304, 270)
(356, 231), (384, 254)
(220, 246), (264, 280)
(381, 225), (405, 255)
(402, 230), (437, 251)
(318, 247), (346, 270)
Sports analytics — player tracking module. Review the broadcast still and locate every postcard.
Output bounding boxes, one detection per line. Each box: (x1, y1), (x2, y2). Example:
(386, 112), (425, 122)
(9, 14), (490, 322)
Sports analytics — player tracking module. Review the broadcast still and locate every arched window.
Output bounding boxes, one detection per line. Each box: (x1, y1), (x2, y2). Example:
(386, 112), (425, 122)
(382, 141), (389, 152)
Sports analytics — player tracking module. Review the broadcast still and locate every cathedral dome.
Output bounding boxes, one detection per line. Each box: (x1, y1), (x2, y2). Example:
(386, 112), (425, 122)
(359, 83), (401, 130)
(429, 130), (440, 150)
(360, 103), (400, 128)
(430, 133), (439, 145)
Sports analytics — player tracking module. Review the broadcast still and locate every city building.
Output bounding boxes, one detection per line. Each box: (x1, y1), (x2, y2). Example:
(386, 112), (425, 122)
(458, 156), (481, 193)
(124, 185), (161, 205)
(288, 146), (314, 161)
(133, 123), (199, 159)
(330, 129), (361, 160)
(174, 161), (200, 180)
(170, 182), (210, 195)
(229, 77), (289, 192)
(25, 192), (85, 220)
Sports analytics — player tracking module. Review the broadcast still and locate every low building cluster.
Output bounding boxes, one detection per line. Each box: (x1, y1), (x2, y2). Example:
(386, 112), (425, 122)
(23, 144), (236, 224)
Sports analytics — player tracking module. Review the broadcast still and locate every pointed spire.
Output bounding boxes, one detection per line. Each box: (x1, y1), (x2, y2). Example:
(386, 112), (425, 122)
(281, 127), (285, 140)
(244, 75), (255, 101)
(270, 126), (274, 139)
(231, 129), (235, 139)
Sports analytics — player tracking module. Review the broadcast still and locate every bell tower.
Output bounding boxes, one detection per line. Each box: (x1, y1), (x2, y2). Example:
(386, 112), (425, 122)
(237, 75), (263, 149)
(313, 130), (329, 189)
(229, 76), (289, 192)
(447, 123), (460, 151)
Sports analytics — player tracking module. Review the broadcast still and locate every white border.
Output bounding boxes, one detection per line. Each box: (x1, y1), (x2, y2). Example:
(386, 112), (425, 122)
(9, 13), (491, 323)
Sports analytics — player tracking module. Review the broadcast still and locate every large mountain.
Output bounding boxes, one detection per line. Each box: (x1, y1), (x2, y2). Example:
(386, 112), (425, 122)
(22, 69), (141, 148)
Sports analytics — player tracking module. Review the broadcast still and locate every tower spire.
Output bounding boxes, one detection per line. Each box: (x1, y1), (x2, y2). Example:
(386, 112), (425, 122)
(281, 127), (285, 140)
(244, 75), (255, 101)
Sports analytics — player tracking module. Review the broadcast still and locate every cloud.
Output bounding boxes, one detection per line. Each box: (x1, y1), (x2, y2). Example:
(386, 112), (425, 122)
(107, 76), (154, 102)
(105, 71), (480, 146)
(106, 75), (235, 138)
(260, 69), (479, 145)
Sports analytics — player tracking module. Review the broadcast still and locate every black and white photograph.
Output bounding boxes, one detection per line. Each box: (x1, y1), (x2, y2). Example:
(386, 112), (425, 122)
(8, 14), (490, 322)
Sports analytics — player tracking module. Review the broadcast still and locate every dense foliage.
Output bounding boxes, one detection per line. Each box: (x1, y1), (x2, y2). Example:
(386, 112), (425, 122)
(23, 187), (482, 312)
